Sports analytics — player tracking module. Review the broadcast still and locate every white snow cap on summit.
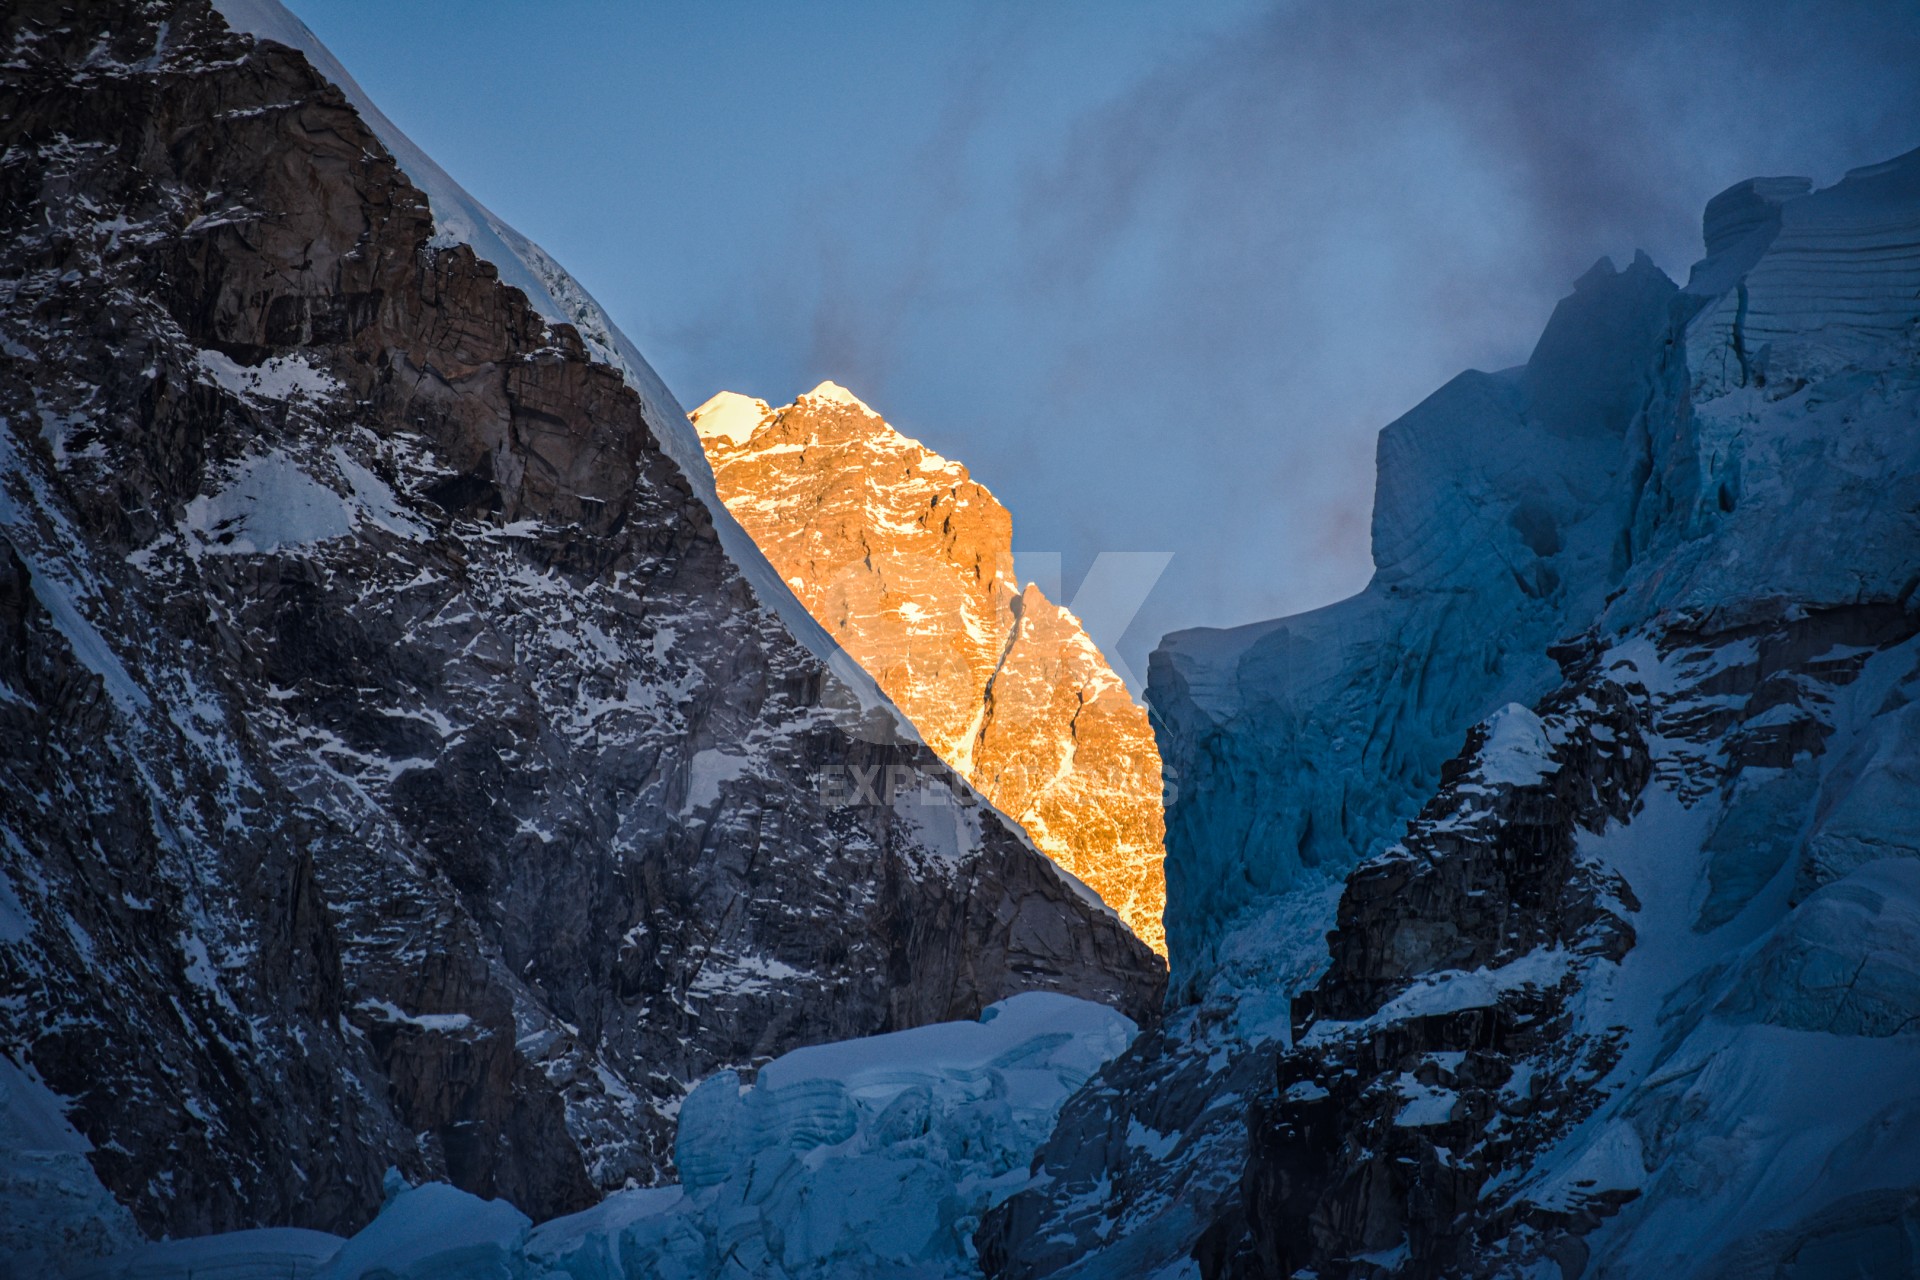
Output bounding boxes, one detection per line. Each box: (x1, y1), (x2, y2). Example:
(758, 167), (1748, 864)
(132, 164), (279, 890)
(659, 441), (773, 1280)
(802, 380), (877, 414)
(688, 391), (772, 445)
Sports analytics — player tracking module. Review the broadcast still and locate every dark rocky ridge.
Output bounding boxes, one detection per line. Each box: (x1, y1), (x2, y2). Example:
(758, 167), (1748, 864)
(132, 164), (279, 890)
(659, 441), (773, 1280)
(0, 0), (1162, 1241)
(1224, 602), (1920, 1279)
(1228, 647), (1655, 1277)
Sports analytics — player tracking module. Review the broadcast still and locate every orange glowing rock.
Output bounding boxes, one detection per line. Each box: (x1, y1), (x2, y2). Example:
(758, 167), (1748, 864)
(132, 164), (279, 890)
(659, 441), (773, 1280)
(693, 383), (1167, 953)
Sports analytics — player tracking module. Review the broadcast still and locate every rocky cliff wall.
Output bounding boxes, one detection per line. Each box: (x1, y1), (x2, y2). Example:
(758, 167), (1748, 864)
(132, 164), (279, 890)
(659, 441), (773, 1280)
(0, 0), (1162, 1244)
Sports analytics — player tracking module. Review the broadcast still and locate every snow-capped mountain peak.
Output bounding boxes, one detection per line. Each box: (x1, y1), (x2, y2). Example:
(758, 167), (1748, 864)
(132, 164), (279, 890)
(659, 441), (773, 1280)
(689, 391), (774, 445)
(692, 383), (1170, 953)
(799, 379), (878, 413)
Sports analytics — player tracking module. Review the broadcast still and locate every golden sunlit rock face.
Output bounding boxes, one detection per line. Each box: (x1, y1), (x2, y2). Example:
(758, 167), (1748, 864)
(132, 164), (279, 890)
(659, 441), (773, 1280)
(692, 383), (1167, 953)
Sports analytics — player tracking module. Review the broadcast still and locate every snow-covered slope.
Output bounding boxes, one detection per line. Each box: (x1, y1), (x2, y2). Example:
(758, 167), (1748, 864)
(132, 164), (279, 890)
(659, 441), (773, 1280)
(986, 148), (1920, 1278)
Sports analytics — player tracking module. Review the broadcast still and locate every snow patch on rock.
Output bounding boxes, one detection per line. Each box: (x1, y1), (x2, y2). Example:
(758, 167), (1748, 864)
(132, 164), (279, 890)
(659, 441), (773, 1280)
(682, 748), (751, 813)
(1476, 703), (1560, 788)
(183, 451), (355, 554)
(196, 348), (339, 403)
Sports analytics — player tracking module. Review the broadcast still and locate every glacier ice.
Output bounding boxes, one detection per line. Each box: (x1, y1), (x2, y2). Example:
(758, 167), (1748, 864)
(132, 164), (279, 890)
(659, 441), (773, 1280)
(1151, 248), (1678, 987)
(994, 146), (1920, 1276)
(29, 993), (1133, 1279)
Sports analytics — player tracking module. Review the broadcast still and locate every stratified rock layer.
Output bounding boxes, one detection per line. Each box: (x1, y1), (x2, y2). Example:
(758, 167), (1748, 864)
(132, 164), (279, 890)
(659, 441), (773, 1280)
(693, 386), (1168, 952)
(0, 0), (1162, 1247)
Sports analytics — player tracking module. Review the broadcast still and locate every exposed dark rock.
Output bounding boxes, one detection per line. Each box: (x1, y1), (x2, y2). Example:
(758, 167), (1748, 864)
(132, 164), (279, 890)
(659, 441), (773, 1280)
(0, 0), (1161, 1241)
(1231, 648), (1652, 1277)
(1229, 605), (1920, 1279)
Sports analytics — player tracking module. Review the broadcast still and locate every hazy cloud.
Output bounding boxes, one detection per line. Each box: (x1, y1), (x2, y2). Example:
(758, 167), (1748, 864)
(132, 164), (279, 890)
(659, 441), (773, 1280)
(982, 0), (1920, 681)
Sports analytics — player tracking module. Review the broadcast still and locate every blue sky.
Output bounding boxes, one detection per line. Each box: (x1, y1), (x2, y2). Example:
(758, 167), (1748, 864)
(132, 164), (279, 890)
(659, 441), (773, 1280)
(288, 0), (1920, 685)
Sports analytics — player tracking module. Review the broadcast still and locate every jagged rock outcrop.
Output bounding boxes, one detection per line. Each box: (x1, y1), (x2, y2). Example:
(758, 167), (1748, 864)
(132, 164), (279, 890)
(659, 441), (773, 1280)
(1237, 603), (1920, 1278)
(1238, 663), (1653, 1276)
(982, 247), (1681, 1280)
(693, 385), (1167, 952)
(0, 0), (1162, 1251)
(985, 149), (1920, 1278)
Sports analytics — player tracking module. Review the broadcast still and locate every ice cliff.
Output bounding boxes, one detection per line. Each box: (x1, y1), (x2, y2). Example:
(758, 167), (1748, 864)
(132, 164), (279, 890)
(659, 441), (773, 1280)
(984, 149), (1920, 1277)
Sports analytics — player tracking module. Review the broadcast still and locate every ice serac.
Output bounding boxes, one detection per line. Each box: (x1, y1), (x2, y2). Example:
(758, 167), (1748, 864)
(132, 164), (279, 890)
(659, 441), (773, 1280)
(1156, 247), (1676, 985)
(65, 993), (1133, 1280)
(0, 0), (1162, 1255)
(984, 149), (1920, 1278)
(692, 385), (1169, 953)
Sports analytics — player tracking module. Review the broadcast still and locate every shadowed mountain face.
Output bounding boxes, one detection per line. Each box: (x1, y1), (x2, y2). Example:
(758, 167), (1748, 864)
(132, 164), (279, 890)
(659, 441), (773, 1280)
(0, 0), (1161, 1243)
(693, 384), (1168, 953)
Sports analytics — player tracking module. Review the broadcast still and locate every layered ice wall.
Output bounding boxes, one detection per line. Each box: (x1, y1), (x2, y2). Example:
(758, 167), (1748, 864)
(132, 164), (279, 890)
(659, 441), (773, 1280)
(1618, 148), (1920, 628)
(985, 147), (1920, 1278)
(1152, 250), (1677, 990)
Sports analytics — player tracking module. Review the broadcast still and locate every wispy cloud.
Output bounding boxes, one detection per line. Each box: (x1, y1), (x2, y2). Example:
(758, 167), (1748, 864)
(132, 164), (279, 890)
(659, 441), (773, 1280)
(985, 0), (1920, 676)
